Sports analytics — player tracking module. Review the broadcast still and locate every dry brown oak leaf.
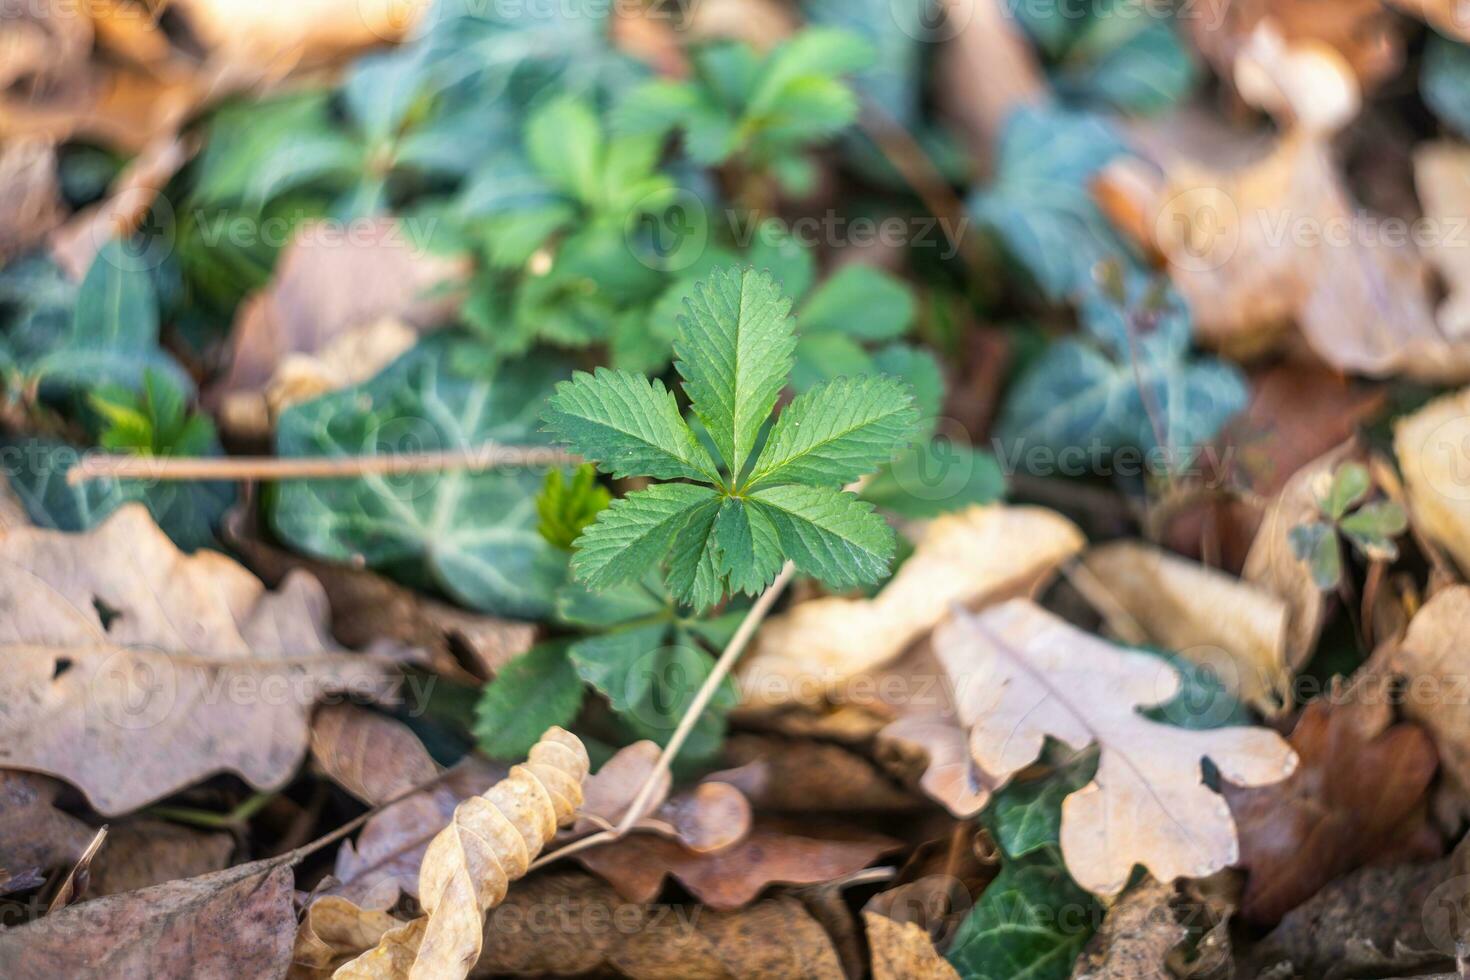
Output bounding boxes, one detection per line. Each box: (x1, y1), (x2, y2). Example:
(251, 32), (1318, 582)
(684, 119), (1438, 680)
(0, 504), (401, 815)
(335, 727), (589, 980)
(936, 600), (1298, 895)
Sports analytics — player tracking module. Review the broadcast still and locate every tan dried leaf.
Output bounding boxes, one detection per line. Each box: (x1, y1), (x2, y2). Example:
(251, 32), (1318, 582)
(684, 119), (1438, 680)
(0, 771), (95, 893)
(1082, 541), (1292, 714)
(0, 139), (64, 261)
(737, 505), (1083, 711)
(292, 897), (402, 979)
(577, 741), (752, 853)
(865, 911), (960, 980)
(1242, 441), (1358, 670)
(334, 919), (427, 980)
(0, 857), (296, 975)
(875, 714), (995, 819)
(338, 728), (589, 980)
(1394, 587), (1470, 798)
(937, 600), (1297, 895)
(88, 819), (234, 898)
(1394, 387), (1470, 578)
(0, 504), (399, 815)
(1415, 142), (1470, 339)
(310, 704), (438, 807)
(1071, 878), (1184, 980)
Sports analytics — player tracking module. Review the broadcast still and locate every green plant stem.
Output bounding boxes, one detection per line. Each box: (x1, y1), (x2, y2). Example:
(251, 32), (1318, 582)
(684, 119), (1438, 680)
(146, 790), (276, 831)
(528, 560), (796, 872)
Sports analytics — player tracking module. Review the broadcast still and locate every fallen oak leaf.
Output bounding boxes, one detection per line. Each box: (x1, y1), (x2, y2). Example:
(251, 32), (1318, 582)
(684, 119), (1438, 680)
(0, 857), (296, 977)
(0, 504), (403, 815)
(309, 704), (439, 807)
(575, 815), (900, 910)
(1224, 690), (1440, 925)
(336, 727), (589, 980)
(1081, 541), (1293, 715)
(936, 600), (1298, 896)
(736, 504), (1084, 712)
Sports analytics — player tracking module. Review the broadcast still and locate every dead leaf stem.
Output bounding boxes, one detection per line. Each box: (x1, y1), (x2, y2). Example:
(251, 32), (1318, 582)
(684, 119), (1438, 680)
(63, 446), (582, 486)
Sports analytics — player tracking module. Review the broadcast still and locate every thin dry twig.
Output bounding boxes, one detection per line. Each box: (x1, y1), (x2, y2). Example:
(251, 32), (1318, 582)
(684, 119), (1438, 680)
(528, 560), (797, 872)
(64, 446), (581, 486)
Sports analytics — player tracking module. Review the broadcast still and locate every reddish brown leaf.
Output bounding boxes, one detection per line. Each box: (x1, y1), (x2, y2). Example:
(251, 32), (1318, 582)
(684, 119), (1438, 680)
(308, 704), (437, 807)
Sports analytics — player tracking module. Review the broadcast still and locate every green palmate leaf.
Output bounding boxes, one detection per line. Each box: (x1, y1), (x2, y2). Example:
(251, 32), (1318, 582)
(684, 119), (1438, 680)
(544, 368), (719, 481)
(1424, 34), (1470, 139)
(797, 264), (914, 342)
(946, 854), (1100, 980)
(570, 483), (719, 590)
(525, 96), (604, 203)
(748, 375), (919, 488)
(712, 498), (784, 596)
(1340, 501), (1408, 560)
(473, 641), (585, 759)
(1321, 462), (1370, 521)
(747, 484), (893, 588)
(664, 494), (726, 611)
(674, 267), (798, 476)
(536, 464), (611, 550)
(272, 337), (569, 619)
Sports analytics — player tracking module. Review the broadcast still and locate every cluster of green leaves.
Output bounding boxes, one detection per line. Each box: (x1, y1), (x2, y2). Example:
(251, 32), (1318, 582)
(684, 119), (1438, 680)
(1013, 0), (1197, 115)
(536, 464), (612, 551)
(1289, 462), (1408, 591)
(999, 268), (1247, 474)
(545, 266), (921, 611)
(617, 29), (873, 194)
(1424, 33), (1470, 139)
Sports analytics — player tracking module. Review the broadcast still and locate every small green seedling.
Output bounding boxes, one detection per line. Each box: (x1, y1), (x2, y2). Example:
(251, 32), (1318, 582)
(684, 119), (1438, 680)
(1289, 462), (1407, 591)
(536, 464), (612, 551)
(90, 370), (218, 458)
(543, 266), (921, 611)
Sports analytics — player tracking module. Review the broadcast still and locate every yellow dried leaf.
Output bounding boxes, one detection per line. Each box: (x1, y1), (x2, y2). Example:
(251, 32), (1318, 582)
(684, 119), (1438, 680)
(737, 505), (1083, 711)
(1082, 541), (1292, 715)
(936, 600), (1297, 895)
(1394, 386), (1470, 577)
(291, 897), (401, 980)
(334, 728), (589, 980)
(865, 912), (960, 980)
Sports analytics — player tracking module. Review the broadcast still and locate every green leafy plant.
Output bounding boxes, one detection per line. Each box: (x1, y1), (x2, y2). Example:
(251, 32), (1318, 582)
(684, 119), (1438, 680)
(536, 463), (612, 551)
(999, 269), (1248, 473)
(544, 266), (920, 612)
(89, 370), (218, 458)
(1289, 462), (1408, 591)
(617, 28), (872, 195)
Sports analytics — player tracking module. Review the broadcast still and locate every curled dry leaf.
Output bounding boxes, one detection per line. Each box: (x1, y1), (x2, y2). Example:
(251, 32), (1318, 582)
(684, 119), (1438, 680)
(1224, 689), (1440, 925)
(0, 857), (296, 977)
(576, 816), (900, 911)
(1082, 541), (1292, 714)
(1241, 441), (1358, 671)
(737, 505), (1084, 712)
(476, 872), (846, 978)
(309, 704), (438, 807)
(865, 911), (960, 980)
(1394, 587), (1470, 799)
(1414, 142), (1470, 340)
(292, 896), (403, 980)
(0, 770), (95, 894)
(1070, 878), (1185, 980)
(1394, 388), (1470, 579)
(0, 504), (400, 815)
(327, 758), (505, 910)
(337, 728), (589, 980)
(936, 600), (1297, 896)
(211, 220), (468, 438)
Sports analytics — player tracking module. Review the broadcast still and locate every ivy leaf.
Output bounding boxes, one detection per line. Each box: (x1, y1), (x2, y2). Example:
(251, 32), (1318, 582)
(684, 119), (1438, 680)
(986, 756), (1097, 861)
(1424, 33), (1470, 140)
(969, 106), (1133, 300)
(748, 376), (919, 488)
(472, 641), (584, 759)
(536, 464), (610, 550)
(674, 266), (798, 477)
(272, 336), (569, 619)
(544, 369), (719, 482)
(946, 854), (1100, 980)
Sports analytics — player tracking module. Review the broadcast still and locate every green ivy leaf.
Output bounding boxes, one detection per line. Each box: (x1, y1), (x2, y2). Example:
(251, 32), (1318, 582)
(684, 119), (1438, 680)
(946, 854), (1100, 980)
(986, 755), (1096, 860)
(473, 641), (585, 759)
(272, 336), (570, 619)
